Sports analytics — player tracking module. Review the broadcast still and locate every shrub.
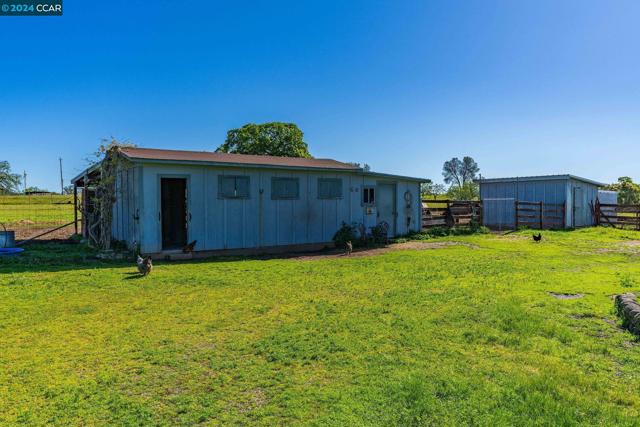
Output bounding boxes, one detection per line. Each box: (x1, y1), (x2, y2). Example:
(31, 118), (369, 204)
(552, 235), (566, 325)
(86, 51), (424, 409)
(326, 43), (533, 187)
(332, 222), (357, 248)
(371, 223), (389, 243)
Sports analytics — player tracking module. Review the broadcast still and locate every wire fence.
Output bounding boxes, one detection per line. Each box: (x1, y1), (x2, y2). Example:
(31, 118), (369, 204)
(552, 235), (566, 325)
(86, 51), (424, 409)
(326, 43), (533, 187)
(0, 194), (79, 240)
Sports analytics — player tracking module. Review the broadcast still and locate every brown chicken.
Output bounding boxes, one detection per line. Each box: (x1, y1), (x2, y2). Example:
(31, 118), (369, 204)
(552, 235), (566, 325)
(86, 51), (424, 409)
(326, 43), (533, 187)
(182, 240), (197, 254)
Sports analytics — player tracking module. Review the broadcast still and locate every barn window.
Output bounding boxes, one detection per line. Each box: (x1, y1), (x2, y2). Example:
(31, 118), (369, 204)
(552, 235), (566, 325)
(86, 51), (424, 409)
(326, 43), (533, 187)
(271, 177), (299, 199)
(218, 175), (250, 199)
(363, 186), (375, 205)
(318, 178), (343, 199)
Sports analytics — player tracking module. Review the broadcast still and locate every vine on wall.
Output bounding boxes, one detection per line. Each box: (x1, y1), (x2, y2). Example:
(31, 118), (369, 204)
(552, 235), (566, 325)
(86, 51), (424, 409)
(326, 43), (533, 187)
(85, 139), (135, 250)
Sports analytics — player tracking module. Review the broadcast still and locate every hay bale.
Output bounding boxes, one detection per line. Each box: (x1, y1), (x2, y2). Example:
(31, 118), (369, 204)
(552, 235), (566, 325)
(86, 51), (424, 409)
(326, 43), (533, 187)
(615, 293), (640, 335)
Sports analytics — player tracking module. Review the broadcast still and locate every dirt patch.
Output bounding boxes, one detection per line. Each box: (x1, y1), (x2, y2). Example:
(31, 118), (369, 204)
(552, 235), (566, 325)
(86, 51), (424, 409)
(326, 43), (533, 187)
(233, 388), (268, 414)
(294, 241), (478, 260)
(548, 292), (584, 300)
(13, 224), (76, 241)
(494, 233), (529, 241)
(593, 240), (640, 255)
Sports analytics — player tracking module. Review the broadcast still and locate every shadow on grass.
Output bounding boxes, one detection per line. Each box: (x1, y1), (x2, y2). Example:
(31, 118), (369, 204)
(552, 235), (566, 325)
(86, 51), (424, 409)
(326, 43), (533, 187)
(122, 272), (146, 280)
(0, 239), (404, 276)
(0, 241), (338, 275)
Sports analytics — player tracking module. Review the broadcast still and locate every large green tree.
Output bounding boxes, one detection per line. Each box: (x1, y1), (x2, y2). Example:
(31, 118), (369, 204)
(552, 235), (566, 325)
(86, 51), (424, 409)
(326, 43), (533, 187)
(216, 122), (312, 158)
(442, 156), (479, 187)
(442, 156), (480, 200)
(604, 177), (640, 205)
(0, 161), (21, 194)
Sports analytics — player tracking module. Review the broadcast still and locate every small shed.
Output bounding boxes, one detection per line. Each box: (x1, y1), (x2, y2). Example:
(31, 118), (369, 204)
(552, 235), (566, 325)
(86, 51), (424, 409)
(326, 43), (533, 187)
(479, 174), (605, 230)
(72, 147), (427, 255)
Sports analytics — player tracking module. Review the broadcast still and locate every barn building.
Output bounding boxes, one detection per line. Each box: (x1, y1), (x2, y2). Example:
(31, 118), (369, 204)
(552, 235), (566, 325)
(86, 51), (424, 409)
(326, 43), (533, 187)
(72, 147), (426, 255)
(479, 175), (605, 230)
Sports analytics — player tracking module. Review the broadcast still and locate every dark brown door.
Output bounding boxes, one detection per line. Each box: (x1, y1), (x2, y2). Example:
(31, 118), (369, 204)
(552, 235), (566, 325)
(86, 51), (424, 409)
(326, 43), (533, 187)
(161, 178), (187, 250)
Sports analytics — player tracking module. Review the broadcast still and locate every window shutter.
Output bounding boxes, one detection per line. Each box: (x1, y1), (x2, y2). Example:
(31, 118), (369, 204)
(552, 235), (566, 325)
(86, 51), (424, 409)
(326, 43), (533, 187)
(272, 177), (299, 199)
(219, 176), (250, 198)
(318, 178), (342, 199)
(236, 176), (250, 198)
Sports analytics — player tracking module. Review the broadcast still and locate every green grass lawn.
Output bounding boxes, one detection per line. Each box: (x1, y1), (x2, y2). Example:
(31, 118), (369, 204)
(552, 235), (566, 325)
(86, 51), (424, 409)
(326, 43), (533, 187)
(2, 228), (640, 426)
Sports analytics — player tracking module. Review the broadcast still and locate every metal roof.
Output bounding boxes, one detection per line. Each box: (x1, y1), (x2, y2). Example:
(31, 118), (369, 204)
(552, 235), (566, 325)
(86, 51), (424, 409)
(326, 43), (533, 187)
(478, 174), (606, 187)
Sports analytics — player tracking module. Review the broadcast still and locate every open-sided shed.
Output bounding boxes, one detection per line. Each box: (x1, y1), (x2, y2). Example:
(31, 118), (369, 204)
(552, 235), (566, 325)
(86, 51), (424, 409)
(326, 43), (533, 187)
(479, 174), (604, 230)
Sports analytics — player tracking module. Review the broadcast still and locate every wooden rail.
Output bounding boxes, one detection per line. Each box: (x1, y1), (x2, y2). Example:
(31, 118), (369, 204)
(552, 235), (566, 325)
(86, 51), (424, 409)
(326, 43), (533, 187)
(595, 200), (640, 230)
(421, 199), (482, 229)
(515, 200), (565, 230)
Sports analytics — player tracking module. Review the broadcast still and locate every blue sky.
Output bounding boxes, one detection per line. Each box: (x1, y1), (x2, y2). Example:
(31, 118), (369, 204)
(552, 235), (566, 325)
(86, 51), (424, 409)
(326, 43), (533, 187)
(1, 0), (639, 190)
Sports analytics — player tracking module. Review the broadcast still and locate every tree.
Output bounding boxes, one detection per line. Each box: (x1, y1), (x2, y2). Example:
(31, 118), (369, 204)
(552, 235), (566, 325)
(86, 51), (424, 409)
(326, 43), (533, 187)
(604, 177), (640, 205)
(63, 185), (75, 195)
(421, 180), (447, 198)
(447, 182), (479, 200)
(0, 161), (21, 194)
(442, 156), (479, 188)
(216, 122), (312, 158)
(25, 186), (50, 193)
(442, 156), (480, 200)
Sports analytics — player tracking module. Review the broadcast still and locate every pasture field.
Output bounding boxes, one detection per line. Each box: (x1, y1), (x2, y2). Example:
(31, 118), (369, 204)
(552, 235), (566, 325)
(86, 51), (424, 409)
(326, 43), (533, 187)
(2, 228), (640, 426)
(0, 194), (77, 239)
(0, 194), (75, 222)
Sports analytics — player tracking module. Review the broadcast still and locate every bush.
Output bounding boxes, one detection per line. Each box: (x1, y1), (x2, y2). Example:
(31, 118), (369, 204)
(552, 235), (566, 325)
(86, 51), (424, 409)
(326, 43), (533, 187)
(333, 222), (357, 248)
(370, 223), (389, 243)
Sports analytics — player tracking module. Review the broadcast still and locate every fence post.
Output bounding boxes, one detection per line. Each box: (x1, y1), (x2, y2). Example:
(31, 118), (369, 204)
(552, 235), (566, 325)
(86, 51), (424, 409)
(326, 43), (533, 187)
(515, 200), (519, 229)
(73, 184), (78, 235)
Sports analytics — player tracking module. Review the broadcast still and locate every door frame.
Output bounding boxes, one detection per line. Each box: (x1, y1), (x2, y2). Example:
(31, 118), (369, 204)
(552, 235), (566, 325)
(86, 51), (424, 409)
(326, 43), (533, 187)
(572, 186), (583, 228)
(157, 174), (190, 251)
(376, 181), (397, 236)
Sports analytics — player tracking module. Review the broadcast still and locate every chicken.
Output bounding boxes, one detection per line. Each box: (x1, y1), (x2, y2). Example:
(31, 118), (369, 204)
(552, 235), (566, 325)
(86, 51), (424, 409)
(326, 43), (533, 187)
(137, 255), (153, 276)
(533, 233), (542, 242)
(182, 240), (197, 254)
(345, 241), (353, 256)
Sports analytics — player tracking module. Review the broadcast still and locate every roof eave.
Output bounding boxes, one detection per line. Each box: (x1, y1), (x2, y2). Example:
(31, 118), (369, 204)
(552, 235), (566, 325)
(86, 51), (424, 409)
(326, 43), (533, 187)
(126, 156), (363, 173)
(70, 163), (101, 185)
(361, 171), (429, 182)
(478, 174), (605, 187)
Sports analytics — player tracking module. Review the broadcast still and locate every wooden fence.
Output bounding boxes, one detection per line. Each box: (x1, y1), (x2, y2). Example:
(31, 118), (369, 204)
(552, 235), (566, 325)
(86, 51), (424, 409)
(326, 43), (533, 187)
(595, 200), (640, 229)
(515, 201), (565, 229)
(421, 199), (482, 229)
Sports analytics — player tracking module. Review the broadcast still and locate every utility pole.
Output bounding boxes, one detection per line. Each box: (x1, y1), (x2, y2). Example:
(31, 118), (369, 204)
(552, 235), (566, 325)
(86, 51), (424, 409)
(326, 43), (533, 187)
(59, 158), (64, 195)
